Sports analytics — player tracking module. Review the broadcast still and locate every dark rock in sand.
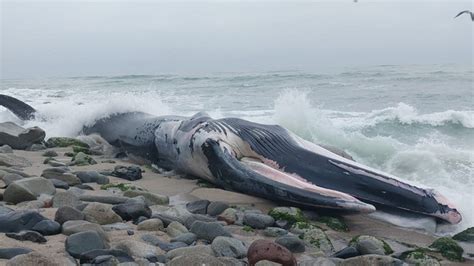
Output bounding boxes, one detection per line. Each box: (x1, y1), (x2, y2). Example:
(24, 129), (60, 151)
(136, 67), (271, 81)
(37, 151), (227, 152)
(50, 178), (69, 189)
(31, 220), (61, 235)
(75, 171), (109, 184)
(0, 122), (45, 149)
(42, 150), (58, 157)
(186, 199), (210, 214)
(207, 201), (229, 216)
(0, 247), (33, 259)
(243, 212), (275, 229)
(332, 246), (360, 259)
(0, 210), (47, 233)
(275, 235), (306, 253)
(190, 221), (232, 242)
(54, 206), (85, 225)
(134, 215), (148, 225)
(74, 184), (94, 190)
(111, 165), (142, 181)
(112, 202), (151, 221)
(127, 230), (134, 235)
(170, 232), (197, 245)
(141, 234), (188, 251)
(4, 177), (55, 204)
(184, 213), (217, 228)
(211, 236), (248, 259)
(6, 230), (47, 243)
(65, 230), (108, 258)
(247, 239), (296, 266)
(79, 249), (134, 264)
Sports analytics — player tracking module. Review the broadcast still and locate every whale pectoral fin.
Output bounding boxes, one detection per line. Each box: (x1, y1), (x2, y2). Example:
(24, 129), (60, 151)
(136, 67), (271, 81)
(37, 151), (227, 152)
(201, 138), (376, 213)
(0, 94), (36, 121)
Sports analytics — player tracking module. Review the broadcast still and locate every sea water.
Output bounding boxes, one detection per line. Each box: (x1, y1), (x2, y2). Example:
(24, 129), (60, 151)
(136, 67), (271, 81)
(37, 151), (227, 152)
(1, 64), (472, 232)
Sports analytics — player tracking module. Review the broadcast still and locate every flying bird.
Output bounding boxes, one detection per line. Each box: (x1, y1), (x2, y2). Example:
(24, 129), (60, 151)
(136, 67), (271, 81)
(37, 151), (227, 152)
(454, 10), (474, 21)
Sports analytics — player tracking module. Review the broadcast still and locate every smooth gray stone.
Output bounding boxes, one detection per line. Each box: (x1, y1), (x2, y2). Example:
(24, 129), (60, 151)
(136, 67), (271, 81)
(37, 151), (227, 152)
(65, 231), (107, 258)
(0, 210), (47, 233)
(80, 194), (128, 205)
(0, 247), (33, 259)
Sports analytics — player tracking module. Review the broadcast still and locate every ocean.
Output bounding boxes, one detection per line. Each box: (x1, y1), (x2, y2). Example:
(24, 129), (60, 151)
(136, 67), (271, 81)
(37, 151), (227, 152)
(1, 64), (473, 231)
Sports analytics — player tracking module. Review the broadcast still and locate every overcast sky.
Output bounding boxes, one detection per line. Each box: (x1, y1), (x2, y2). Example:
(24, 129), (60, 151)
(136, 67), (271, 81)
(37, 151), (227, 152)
(1, 0), (472, 79)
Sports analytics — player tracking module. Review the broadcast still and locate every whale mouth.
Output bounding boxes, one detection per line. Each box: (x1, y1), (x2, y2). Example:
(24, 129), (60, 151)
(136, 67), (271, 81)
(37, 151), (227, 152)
(202, 138), (376, 213)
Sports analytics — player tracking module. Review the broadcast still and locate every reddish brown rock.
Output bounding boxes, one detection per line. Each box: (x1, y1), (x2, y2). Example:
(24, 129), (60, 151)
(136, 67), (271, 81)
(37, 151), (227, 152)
(247, 239), (297, 266)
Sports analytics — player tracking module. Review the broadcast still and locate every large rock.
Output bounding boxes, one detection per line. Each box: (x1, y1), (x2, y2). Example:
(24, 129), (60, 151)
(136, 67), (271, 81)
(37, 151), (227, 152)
(31, 219), (61, 235)
(83, 202), (123, 225)
(75, 171), (109, 184)
(211, 236), (247, 259)
(0, 247), (32, 259)
(243, 212), (275, 229)
(62, 220), (108, 240)
(55, 206), (85, 224)
(190, 221), (232, 242)
(6, 230), (47, 243)
(0, 210), (47, 233)
(170, 233), (197, 245)
(65, 231), (108, 258)
(0, 122), (45, 149)
(247, 239), (296, 266)
(275, 235), (306, 253)
(0, 144), (13, 153)
(112, 202), (151, 221)
(42, 168), (81, 186)
(6, 251), (61, 266)
(123, 190), (169, 205)
(137, 218), (164, 231)
(2, 173), (23, 186)
(207, 201), (229, 216)
(3, 177), (55, 204)
(350, 235), (393, 256)
(52, 191), (81, 208)
(110, 165), (142, 181)
(0, 153), (32, 167)
(166, 221), (189, 237)
(166, 245), (215, 260)
(113, 239), (163, 258)
(302, 227), (334, 254)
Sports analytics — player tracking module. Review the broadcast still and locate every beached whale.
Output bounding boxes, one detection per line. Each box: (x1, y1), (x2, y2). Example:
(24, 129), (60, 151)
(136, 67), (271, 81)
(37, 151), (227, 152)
(0, 94), (462, 224)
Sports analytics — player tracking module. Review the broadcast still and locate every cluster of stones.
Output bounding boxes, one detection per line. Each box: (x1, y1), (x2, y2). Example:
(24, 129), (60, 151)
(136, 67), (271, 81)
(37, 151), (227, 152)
(0, 122), (472, 265)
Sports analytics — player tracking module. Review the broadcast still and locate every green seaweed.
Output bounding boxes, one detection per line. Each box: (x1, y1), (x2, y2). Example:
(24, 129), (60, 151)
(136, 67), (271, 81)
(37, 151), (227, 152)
(46, 137), (89, 148)
(242, 225), (254, 232)
(452, 227), (474, 243)
(381, 239), (394, 255)
(429, 237), (464, 262)
(72, 145), (91, 154)
(268, 207), (306, 224)
(196, 179), (216, 188)
(316, 216), (349, 232)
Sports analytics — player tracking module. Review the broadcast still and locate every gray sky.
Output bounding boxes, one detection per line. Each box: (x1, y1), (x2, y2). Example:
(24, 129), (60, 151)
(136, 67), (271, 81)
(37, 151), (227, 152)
(1, 0), (472, 79)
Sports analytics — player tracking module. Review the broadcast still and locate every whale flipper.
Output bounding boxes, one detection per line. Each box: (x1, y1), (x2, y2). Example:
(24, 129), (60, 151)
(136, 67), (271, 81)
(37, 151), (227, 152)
(0, 94), (36, 121)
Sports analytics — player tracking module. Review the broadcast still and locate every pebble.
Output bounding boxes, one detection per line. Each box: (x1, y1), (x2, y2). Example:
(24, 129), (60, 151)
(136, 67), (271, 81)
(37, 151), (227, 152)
(137, 218), (164, 231)
(243, 212), (275, 229)
(211, 236), (248, 259)
(207, 201), (229, 216)
(190, 220), (232, 242)
(275, 235), (306, 253)
(54, 206), (85, 225)
(50, 178), (69, 189)
(166, 221), (189, 237)
(247, 239), (296, 266)
(31, 220), (61, 235)
(65, 231), (108, 258)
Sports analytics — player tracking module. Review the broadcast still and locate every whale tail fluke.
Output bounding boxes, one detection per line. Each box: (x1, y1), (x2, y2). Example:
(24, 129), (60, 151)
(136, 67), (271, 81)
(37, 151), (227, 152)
(0, 94), (37, 121)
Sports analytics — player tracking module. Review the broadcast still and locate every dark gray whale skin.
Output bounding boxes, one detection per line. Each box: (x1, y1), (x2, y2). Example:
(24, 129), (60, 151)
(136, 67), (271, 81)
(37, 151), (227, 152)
(0, 94), (462, 224)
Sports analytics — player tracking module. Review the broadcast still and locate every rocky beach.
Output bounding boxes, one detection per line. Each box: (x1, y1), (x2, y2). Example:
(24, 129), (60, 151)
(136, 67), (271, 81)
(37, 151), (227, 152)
(0, 122), (473, 266)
